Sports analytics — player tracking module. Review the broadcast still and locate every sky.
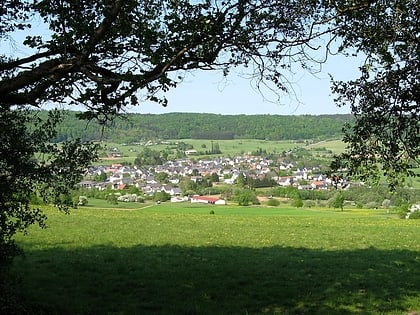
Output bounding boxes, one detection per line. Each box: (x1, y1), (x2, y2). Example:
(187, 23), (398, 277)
(135, 55), (362, 116)
(2, 21), (363, 116)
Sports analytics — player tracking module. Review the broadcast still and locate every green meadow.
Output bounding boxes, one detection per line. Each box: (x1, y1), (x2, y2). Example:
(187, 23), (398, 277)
(12, 203), (420, 315)
(98, 139), (344, 164)
(307, 139), (346, 153)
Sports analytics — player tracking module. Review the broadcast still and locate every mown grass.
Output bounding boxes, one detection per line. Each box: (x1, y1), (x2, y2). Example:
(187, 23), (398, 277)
(12, 203), (420, 315)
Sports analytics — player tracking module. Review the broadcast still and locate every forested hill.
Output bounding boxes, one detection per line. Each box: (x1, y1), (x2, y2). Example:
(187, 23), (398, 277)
(50, 111), (352, 143)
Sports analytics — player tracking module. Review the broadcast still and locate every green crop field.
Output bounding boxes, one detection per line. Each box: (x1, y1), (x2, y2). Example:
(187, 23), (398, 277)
(12, 203), (420, 315)
(308, 139), (347, 154)
(178, 139), (301, 156)
(97, 139), (327, 164)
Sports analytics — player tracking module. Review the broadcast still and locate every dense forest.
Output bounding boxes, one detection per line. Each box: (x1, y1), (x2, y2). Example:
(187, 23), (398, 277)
(43, 111), (352, 143)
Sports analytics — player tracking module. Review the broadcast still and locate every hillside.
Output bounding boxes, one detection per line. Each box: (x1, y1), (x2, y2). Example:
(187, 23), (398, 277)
(43, 111), (352, 143)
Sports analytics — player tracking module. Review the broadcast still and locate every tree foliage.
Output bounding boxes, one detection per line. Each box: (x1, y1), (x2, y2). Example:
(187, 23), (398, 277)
(1, 0), (338, 115)
(134, 148), (166, 166)
(0, 109), (97, 267)
(234, 189), (258, 206)
(34, 111), (353, 142)
(330, 0), (419, 189)
(330, 192), (344, 211)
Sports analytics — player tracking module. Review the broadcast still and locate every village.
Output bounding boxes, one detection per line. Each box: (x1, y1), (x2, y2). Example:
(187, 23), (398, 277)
(79, 150), (349, 204)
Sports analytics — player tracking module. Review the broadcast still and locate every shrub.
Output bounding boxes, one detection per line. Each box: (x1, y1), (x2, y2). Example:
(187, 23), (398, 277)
(106, 194), (118, 205)
(153, 191), (170, 202)
(292, 197), (303, 208)
(366, 201), (379, 209)
(331, 192), (344, 211)
(405, 204), (420, 220)
(117, 194), (139, 202)
(78, 196), (89, 206)
(408, 211), (420, 219)
(267, 198), (280, 207)
(30, 193), (44, 205)
(234, 189), (258, 206)
(304, 200), (316, 208)
(382, 199), (391, 208)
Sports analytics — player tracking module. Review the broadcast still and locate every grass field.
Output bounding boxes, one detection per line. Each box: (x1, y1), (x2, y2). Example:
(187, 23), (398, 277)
(97, 139), (345, 164)
(307, 139), (347, 154)
(12, 203), (420, 315)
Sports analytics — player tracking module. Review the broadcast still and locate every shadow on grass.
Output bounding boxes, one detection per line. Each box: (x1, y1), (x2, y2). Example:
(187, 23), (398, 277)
(11, 245), (420, 315)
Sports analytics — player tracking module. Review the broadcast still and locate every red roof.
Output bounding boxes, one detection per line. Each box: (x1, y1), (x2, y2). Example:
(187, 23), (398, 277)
(192, 195), (220, 202)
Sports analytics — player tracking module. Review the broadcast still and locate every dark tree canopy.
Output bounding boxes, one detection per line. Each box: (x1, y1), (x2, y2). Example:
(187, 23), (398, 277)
(330, 0), (419, 189)
(0, 109), (98, 266)
(1, 0), (341, 117)
(0, 0), (419, 264)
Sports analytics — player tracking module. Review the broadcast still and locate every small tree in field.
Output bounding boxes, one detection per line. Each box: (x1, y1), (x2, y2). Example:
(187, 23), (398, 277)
(153, 191), (170, 203)
(292, 197), (304, 208)
(235, 189), (257, 206)
(331, 192), (345, 211)
(106, 194), (118, 205)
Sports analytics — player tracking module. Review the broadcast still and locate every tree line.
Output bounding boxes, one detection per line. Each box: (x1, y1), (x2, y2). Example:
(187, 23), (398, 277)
(37, 110), (352, 143)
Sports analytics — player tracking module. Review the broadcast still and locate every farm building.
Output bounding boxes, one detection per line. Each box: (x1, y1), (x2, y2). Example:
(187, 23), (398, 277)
(190, 195), (226, 205)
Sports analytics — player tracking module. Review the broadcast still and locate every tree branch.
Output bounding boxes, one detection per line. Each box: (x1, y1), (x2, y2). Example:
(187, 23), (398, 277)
(0, 50), (58, 71)
(81, 0), (124, 59)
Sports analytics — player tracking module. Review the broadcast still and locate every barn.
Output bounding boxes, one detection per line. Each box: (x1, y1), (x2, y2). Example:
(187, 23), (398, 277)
(190, 195), (226, 205)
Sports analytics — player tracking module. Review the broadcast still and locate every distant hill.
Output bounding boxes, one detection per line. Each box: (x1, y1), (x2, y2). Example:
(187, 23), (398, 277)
(44, 111), (352, 143)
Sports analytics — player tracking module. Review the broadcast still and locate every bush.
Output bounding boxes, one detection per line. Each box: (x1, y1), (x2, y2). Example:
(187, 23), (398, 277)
(304, 200), (316, 208)
(405, 204), (420, 220)
(382, 199), (391, 208)
(235, 189), (257, 206)
(153, 191), (170, 202)
(292, 197), (303, 208)
(366, 201), (379, 209)
(329, 192), (344, 211)
(30, 193), (44, 205)
(117, 194), (139, 202)
(398, 203), (410, 219)
(106, 194), (118, 205)
(267, 198), (280, 207)
(78, 196), (89, 206)
(408, 211), (420, 219)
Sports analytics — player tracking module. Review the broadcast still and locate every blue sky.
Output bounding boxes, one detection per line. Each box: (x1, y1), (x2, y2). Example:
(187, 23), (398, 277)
(3, 22), (363, 116)
(134, 54), (362, 116)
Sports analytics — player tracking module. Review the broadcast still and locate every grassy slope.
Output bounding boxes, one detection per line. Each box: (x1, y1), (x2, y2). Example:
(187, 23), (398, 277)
(308, 139), (346, 153)
(96, 139), (345, 165)
(13, 203), (420, 315)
